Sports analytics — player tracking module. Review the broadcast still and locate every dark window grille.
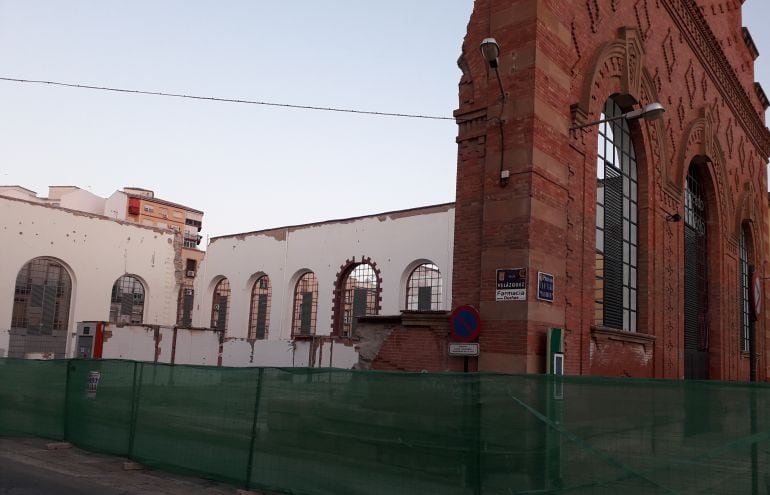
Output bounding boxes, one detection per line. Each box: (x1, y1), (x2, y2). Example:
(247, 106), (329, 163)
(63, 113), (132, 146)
(594, 98), (638, 331)
(11, 257), (72, 334)
(248, 276), (271, 340)
(684, 166), (709, 379)
(740, 227), (750, 352)
(406, 263), (442, 311)
(210, 278), (231, 333)
(292, 273), (318, 336)
(109, 275), (145, 324)
(337, 263), (378, 337)
(177, 280), (194, 327)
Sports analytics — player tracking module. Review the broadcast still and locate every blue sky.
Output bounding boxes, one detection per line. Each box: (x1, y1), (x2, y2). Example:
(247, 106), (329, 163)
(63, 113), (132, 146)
(0, 1), (768, 238)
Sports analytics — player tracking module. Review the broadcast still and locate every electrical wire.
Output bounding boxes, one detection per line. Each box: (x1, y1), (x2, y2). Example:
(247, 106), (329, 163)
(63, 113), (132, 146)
(0, 76), (456, 121)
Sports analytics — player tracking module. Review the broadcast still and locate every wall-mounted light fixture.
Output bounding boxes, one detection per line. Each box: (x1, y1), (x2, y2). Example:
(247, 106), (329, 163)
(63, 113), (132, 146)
(665, 212), (681, 222)
(571, 102), (666, 130)
(480, 37), (509, 187)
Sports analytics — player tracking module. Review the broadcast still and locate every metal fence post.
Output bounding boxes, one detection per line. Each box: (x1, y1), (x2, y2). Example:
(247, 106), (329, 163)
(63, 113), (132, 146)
(127, 362), (143, 459)
(245, 367), (264, 489)
(62, 360), (73, 441)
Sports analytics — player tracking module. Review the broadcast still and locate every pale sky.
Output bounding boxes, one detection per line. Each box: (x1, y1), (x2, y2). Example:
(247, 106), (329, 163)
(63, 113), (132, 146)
(1, 1), (769, 240)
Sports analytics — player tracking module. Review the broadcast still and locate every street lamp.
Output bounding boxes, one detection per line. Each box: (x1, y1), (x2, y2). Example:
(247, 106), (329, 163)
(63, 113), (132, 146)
(480, 38), (506, 103)
(480, 38), (509, 186)
(570, 102), (665, 130)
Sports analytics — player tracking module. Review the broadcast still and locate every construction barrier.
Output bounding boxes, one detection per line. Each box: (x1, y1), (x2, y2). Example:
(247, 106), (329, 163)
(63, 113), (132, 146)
(1, 358), (770, 494)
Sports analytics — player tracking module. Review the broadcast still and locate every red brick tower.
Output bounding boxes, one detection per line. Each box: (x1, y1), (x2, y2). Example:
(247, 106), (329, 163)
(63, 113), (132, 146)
(452, 0), (770, 379)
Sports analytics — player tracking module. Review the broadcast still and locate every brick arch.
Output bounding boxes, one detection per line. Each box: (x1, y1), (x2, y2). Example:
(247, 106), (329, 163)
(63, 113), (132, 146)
(733, 182), (765, 268)
(675, 106), (732, 236)
(734, 182), (757, 239)
(330, 256), (383, 337)
(683, 156), (729, 379)
(573, 26), (644, 126)
(571, 27), (664, 340)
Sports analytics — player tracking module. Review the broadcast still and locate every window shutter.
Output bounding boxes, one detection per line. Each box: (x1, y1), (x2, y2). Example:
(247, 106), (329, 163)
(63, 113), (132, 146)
(182, 291), (194, 327)
(31, 284), (45, 308)
(417, 286), (433, 311)
(602, 167), (624, 329)
(256, 294), (268, 339)
(216, 296), (228, 330)
(121, 292), (134, 319)
(40, 285), (56, 334)
(351, 288), (369, 333)
(300, 292), (313, 335)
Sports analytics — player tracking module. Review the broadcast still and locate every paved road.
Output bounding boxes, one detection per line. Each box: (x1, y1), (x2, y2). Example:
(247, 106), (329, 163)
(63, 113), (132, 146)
(0, 454), (107, 495)
(0, 438), (237, 495)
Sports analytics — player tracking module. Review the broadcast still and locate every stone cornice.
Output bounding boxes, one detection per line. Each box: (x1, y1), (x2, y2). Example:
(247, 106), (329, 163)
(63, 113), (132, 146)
(663, 0), (770, 157)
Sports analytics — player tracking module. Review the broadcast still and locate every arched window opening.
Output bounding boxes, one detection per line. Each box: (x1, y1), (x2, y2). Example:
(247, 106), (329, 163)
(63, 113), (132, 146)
(406, 263), (442, 311)
(177, 280), (194, 327)
(684, 165), (709, 379)
(248, 276), (271, 340)
(739, 226), (750, 353)
(336, 263), (378, 337)
(210, 278), (231, 333)
(110, 275), (145, 324)
(292, 272), (318, 336)
(11, 257), (72, 335)
(594, 97), (638, 332)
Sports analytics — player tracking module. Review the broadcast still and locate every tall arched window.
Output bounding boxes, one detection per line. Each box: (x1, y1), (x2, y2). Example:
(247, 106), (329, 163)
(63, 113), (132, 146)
(684, 165), (709, 379)
(110, 275), (145, 324)
(211, 278), (231, 333)
(406, 263), (442, 311)
(12, 257), (72, 333)
(248, 275), (271, 340)
(739, 226), (750, 352)
(292, 272), (318, 336)
(335, 263), (378, 336)
(595, 97), (638, 332)
(10, 257), (72, 358)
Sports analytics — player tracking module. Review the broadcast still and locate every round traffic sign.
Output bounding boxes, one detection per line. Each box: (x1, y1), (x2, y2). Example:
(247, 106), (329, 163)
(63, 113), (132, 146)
(752, 271), (762, 318)
(449, 305), (481, 343)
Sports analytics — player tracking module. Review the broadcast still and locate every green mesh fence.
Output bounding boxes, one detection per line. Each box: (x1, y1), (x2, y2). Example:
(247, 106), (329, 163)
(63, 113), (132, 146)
(2, 358), (770, 494)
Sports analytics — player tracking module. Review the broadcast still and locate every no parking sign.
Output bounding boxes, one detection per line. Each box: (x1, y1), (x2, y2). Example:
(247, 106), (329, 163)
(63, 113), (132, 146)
(449, 305), (481, 343)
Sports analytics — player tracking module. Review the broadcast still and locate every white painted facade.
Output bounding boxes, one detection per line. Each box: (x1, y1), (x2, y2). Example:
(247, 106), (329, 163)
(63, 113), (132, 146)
(191, 204), (455, 360)
(99, 324), (360, 368)
(0, 195), (179, 358)
(0, 196), (454, 369)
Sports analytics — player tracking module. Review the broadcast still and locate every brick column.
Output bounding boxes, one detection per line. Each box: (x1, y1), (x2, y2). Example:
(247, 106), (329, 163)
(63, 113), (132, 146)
(453, 0), (573, 373)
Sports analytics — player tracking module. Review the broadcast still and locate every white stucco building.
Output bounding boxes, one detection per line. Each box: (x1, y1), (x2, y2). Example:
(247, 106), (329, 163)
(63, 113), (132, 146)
(0, 192), (455, 368)
(188, 203), (455, 366)
(0, 195), (179, 358)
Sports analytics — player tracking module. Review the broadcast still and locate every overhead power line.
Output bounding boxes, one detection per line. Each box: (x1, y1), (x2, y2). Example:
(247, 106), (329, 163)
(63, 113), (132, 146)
(0, 76), (455, 121)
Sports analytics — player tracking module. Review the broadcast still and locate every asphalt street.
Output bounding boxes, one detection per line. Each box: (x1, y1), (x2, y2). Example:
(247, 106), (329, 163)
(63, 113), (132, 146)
(0, 438), (237, 495)
(0, 454), (107, 495)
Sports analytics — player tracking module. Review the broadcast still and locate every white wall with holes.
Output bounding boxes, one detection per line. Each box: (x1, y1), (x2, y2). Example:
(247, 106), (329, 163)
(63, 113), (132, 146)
(0, 195), (179, 358)
(192, 204), (455, 342)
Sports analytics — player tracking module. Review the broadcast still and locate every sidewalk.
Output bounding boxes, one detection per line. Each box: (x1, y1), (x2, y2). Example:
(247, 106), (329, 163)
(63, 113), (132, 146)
(0, 437), (254, 495)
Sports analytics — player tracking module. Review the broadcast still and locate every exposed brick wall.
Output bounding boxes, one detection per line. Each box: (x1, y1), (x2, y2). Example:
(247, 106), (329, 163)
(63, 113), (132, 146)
(446, 0), (770, 380)
(359, 312), (471, 372)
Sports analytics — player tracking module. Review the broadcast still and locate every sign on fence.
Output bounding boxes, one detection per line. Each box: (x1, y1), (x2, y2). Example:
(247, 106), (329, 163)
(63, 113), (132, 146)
(86, 371), (100, 399)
